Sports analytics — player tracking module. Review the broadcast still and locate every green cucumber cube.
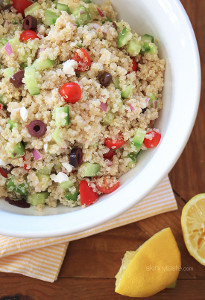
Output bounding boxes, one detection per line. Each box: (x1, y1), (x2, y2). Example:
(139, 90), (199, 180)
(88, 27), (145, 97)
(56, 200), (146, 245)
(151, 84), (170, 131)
(7, 178), (28, 196)
(44, 10), (59, 26)
(24, 66), (40, 95)
(113, 77), (120, 90)
(149, 94), (159, 108)
(53, 106), (70, 127)
(52, 128), (65, 147)
(24, 2), (41, 17)
(3, 67), (15, 78)
(80, 162), (101, 177)
(56, 3), (70, 14)
(36, 166), (53, 176)
(72, 6), (91, 26)
(121, 85), (133, 99)
(11, 142), (25, 158)
(128, 152), (140, 162)
(141, 34), (154, 43)
(8, 119), (18, 130)
(28, 192), (49, 206)
(32, 58), (56, 71)
(126, 38), (141, 56)
(103, 111), (115, 125)
(83, 0), (92, 3)
(118, 27), (132, 48)
(9, 37), (20, 53)
(132, 128), (146, 151)
(0, 38), (8, 49)
(60, 179), (74, 191)
(65, 191), (79, 201)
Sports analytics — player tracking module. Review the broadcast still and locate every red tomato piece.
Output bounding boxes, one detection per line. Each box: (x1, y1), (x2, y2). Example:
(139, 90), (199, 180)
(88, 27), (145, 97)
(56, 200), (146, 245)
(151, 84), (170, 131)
(72, 48), (91, 72)
(12, 0), (33, 15)
(20, 30), (40, 42)
(60, 82), (81, 103)
(103, 149), (115, 160)
(0, 104), (2, 110)
(96, 177), (120, 194)
(144, 130), (161, 148)
(104, 137), (125, 150)
(80, 180), (98, 206)
(0, 167), (8, 178)
(132, 58), (138, 72)
(22, 155), (31, 171)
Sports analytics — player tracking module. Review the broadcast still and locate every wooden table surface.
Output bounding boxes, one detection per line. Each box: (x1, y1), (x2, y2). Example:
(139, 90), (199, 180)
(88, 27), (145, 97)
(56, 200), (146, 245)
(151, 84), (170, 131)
(0, 0), (204, 299)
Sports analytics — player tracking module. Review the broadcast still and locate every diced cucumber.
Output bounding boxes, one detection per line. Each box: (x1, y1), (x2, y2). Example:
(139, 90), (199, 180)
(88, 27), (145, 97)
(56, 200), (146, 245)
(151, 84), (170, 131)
(113, 77), (120, 90)
(141, 34), (154, 43)
(72, 6), (91, 26)
(83, 0), (92, 3)
(37, 174), (50, 185)
(132, 128), (146, 152)
(8, 119), (18, 130)
(10, 142), (25, 158)
(126, 38), (141, 56)
(36, 166), (53, 176)
(60, 179), (74, 191)
(0, 95), (6, 105)
(7, 178), (28, 196)
(141, 34), (158, 54)
(117, 27), (132, 48)
(52, 128), (65, 147)
(167, 281), (177, 289)
(121, 85), (133, 99)
(0, 38), (8, 49)
(32, 58), (56, 71)
(128, 152), (140, 162)
(53, 106), (70, 127)
(103, 111), (115, 125)
(44, 10), (59, 26)
(9, 37), (20, 53)
(24, 66), (40, 95)
(80, 162), (101, 177)
(24, 2), (41, 17)
(3, 67), (15, 78)
(56, 3), (70, 14)
(88, 3), (98, 19)
(149, 94), (159, 108)
(28, 192), (49, 206)
(65, 191), (79, 201)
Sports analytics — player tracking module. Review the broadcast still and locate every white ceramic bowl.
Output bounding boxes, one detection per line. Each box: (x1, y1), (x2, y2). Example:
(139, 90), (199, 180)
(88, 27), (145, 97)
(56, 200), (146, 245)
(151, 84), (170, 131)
(0, 0), (201, 238)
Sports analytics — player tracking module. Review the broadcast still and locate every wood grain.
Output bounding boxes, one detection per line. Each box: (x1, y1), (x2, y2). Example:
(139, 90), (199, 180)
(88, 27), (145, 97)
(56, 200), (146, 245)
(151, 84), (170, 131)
(0, 0), (204, 299)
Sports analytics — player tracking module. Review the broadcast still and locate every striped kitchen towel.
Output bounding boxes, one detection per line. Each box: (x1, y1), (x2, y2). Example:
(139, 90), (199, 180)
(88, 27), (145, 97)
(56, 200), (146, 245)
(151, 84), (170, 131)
(0, 176), (177, 282)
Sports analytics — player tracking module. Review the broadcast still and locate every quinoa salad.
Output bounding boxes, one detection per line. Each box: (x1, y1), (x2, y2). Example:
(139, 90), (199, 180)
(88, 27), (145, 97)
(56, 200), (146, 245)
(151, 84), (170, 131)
(0, 0), (165, 209)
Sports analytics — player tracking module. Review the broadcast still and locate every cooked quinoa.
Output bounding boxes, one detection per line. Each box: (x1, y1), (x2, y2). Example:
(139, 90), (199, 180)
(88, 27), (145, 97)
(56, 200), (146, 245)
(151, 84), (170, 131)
(0, 0), (165, 209)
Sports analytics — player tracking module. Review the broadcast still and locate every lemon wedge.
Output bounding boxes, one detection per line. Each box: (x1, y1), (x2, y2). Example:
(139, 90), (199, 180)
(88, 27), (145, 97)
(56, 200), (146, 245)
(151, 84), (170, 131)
(181, 193), (205, 265)
(115, 228), (181, 298)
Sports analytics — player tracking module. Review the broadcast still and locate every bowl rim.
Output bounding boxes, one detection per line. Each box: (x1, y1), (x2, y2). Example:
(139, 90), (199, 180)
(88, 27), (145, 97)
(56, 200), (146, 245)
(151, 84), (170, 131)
(0, 0), (201, 238)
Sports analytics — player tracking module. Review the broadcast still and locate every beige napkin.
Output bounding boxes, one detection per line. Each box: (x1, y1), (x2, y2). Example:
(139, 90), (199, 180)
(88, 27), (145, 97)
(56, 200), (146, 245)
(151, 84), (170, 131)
(0, 177), (177, 282)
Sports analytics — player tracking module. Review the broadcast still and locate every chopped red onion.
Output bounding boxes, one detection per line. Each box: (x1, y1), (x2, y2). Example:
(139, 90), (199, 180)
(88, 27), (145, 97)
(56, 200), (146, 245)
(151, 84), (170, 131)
(37, 48), (45, 54)
(33, 149), (42, 161)
(80, 10), (86, 15)
(5, 43), (13, 56)
(145, 97), (150, 104)
(106, 160), (113, 167)
(128, 104), (135, 111)
(97, 8), (105, 17)
(100, 102), (107, 112)
(154, 101), (158, 108)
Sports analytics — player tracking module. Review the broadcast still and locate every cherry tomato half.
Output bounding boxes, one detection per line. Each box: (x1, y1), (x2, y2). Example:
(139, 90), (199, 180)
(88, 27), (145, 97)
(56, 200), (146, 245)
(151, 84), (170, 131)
(0, 167), (8, 178)
(103, 149), (115, 160)
(12, 0), (33, 15)
(80, 180), (98, 206)
(60, 82), (81, 103)
(96, 177), (120, 194)
(72, 48), (91, 72)
(143, 130), (161, 148)
(20, 30), (40, 42)
(104, 137), (125, 150)
(132, 58), (138, 72)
